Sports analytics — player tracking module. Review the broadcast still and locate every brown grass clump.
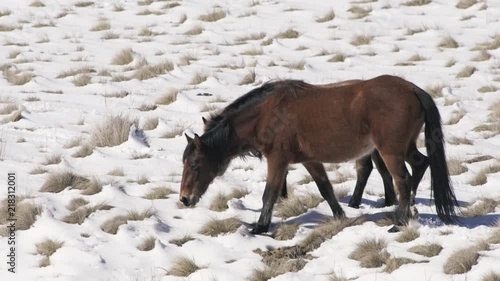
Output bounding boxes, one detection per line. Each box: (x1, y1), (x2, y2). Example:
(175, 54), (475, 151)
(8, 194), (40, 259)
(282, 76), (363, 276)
(39, 256), (50, 267)
(443, 242), (489, 274)
(401, 0), (431, 6)
(384, 257), (419, 273)
(456, 0), (477, 9)
(198, 217), (241, 236)
(273, 223), (299, 240)
(142, 187), (173, 200)
(66, 197), (89, 211)
(137, 236), (155, 251)
(481, 272), (500, 281)
(143, 117), (158, 130)
(349, 238), (389, 268)
(111, 48), (133, 65)
(462, 198), (498, 217)
(91, 115), (132, 147)
(316, 10), (335, 23)
(127, 209), (156, 221)
(299, 217), (365, 252)
(249, 259), (306, 281)
(328, 52), (347, 63)
(75, 1), (93, 7)
(57, 66), (94, 79)
(133, 60), (173, 80)
(447, 158), (468, 175)
(107, 167), (124, 176)
(488, 228), (500, 244)
(2, 68), (33, 85)
(478, 85), (498, 93)
(42, 154), (61, 165)
(101, 215), (127, 234)
(30, 167), (48, 175)
(456, 66), (476, 78)
(472, 50), (491, 62)
(0, 103), (18, 115)
(168, 256), (202, 277)
(239, 69), (256, 85)
(40, 171), (89, 193)
(36, 239), (63, 257)
(72, 142), (94, 158)
(469, 165), (500, 186)
(274, 192), (323, 219)
(63, 203), (111, 224)
(169, 235), (195, 246)
(395, 227), (420, 243)
(0, 201), (41, 231)
(350, 35), (373, 46)
(184, 25), (203, 35)
(276, 28), (299, 39)
(90, 19), (110, 31)
(156, 89), (179, 105)
(73, 74), (91, 87)
(347, 5), (371, 19)
(409, 243), (443, 257)
(209, 192), (230, 212)
(438, 35), (459, 48)
(199, 10), (226, 22)
(190, 72), (208, 85)
(448, 136), (472, 145)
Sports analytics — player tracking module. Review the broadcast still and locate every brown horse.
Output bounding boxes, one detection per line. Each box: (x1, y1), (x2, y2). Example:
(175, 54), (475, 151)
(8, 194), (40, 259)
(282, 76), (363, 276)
(201, 80), (397, 208)
(180, 75), (458, 233)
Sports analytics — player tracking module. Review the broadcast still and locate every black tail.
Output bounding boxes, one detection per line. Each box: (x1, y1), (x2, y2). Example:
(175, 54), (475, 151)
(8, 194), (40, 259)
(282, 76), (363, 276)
(414, 87), (459, 224)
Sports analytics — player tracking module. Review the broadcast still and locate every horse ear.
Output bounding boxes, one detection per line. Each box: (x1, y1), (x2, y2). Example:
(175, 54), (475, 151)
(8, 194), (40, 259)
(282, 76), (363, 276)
(202, 117), (207, 125)
(193, 134), (202, 149)
(185, 133), (193, 143)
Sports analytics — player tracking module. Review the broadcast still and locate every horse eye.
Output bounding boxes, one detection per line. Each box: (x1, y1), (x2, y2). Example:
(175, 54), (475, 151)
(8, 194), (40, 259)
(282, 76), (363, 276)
(190, 163), (198, 170)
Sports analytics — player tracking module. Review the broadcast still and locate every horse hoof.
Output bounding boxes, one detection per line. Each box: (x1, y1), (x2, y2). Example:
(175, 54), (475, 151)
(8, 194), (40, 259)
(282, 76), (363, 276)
(348, 203), (360, 209)
(388, 225), (402, 233)
(410, 206), (419, 219)
(250, 225), (269, 235)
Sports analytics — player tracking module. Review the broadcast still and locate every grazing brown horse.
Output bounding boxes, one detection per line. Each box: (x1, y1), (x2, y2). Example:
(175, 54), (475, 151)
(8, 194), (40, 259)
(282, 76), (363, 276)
(180, 75), (458, 233)
(201, 80), (398, 208)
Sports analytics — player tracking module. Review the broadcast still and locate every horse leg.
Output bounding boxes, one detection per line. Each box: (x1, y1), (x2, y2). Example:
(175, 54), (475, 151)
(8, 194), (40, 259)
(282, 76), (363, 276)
(348, 154), (373, 208)
(251, 158), (288, 234)
(280, 170), (288, 199)
(303, 162), (345, 218)
(372, 150), (397, 207)
(377, 153), (412, 232)
(406, 142), (429, 218)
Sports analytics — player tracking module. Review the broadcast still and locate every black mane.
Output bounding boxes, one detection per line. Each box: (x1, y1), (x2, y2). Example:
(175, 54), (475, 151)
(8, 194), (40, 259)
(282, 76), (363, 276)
(204, 80), (310, 132)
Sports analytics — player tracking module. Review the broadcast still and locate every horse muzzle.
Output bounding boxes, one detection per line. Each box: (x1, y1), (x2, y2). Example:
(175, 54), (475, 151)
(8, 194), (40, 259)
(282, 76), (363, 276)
(179, 194), (199, 207)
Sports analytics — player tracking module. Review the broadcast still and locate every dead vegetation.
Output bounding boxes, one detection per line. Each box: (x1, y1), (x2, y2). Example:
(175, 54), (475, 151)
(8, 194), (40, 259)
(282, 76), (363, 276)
(198, 217), (241, 236)
(111, 48), (133, 65)
(395, 227), (420, 243)
(169, 235), (195, 246)
(167, 256), (202, 277)
(443, 241), (489, 274)
(273, 223), (299, 240)
(66, 197), (89, 211)
(409, 243), (443, 257)
(40, 171), (90, 193)
(62, 203), (111, 224)
(462, 198), (498, 217)
(156, 89), (179, 105)
(274, 192), (323, 219)
(349, 238), (389, 268)
(137, 236), (155, 251)
(91, 115), (133, 147)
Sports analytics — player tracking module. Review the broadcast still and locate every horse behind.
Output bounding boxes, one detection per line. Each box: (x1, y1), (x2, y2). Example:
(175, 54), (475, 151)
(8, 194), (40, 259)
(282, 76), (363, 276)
(180, 75), (458, 234)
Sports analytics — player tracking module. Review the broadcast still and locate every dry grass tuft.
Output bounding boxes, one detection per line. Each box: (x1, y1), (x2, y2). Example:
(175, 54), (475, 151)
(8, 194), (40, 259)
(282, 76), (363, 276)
(230, 187), (250, 199)
(249, 259), (306, 281)
(409, 243), (443, 257)
(156, 89), (179, 105)
(90, 19), (110, 31)
(384, 257), (418, 273)
(66, 197), (89, 211)
(75, 1), (93, 7)
(478, 85), (499, 93)
(0, 24), (16, 32)
(316, 10), (335, 23)
(73, 74), (91, 87)
(490, 100), (500, 120)
(36, 239), (63, 256)
(438, 35), (459, 48)
(161, 124), (186, 138)
(169, 235), (195, 246)
(481, 272), (500, 281)
(133, 60), (173, 80)
(472, 50), (491, 62)
(57, 66), (94, 79)
(273, 223), (299, 240)
(351, 35), (373, 46)
(107, 167), (124, 176)
(275, 192), (323, 219)
(184, 25), (203, 35)
(40, 171), (89, 193)
(402, 0), (431, 6)
(2, 69), (33, 85)
(168, 256), (202, 277)
(143, 117), (159, 131)
(349, 238), (389, 268)
(198, 217), (241, 236)
(199, 10), (226, 22)
(456, 0), (477, 9)
(443, 242), (487, 274)
(63, 203), (111, 225)
(300, 217), (365, 252)
(127, 209), (155, 221)
(395, 227), (420, 243)
(111, 48), (133, 65)
(104, 91), (128, 98)
(462, 198), (498, 217)
(42, 154), (61, 165)
(91, 115), (132, 147)
(465, 155), (494, 164)
(487, 228), (500, 244)
(30, 167), (48, 175)
(101, 215), (127, 234)
(447, 158), (468, 175)
(328, 52), (347, 63)
(0, 103), (18, 115)
(190, 72), (208, 85)
(72, 142), (94, 158)
(448, 136), (472, 145)
(142, 187), (173, 200)
(239, 69), (256, 85)
(137, 236), (155, 251)
(39, 256), (50, 267)
(347, 5), (371, 19)
(456, 66), (476, 78)
(209, 192), (230, 212)
(285, 61), (306, 70)
(276, 28), (299, 39)
(469, 165), (500, 186)
(137, 104), (157, 112)
(0, 201), (41, 231)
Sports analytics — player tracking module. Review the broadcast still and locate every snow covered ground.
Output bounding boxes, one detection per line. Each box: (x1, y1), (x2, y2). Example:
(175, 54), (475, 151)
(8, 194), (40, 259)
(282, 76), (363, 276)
(0, 0), (499, 280)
